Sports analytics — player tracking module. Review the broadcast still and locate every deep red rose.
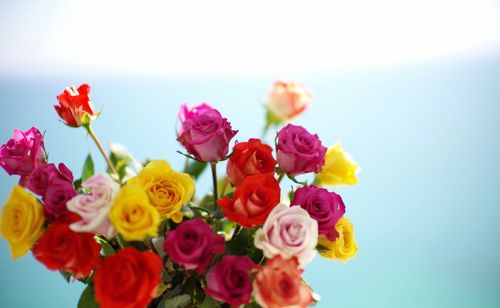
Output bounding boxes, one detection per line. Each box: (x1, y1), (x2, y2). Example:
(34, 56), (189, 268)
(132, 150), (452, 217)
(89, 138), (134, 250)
(205, 255), (256, 307)
(226, 138), (277, 187)
(94, 247), (163, 308)
(54, 84), (95, 127)
(42, 164), (76, 221)
(32, 213), (100, 279)
(164, 218), (225, 274)
(217, 174), (280, 228)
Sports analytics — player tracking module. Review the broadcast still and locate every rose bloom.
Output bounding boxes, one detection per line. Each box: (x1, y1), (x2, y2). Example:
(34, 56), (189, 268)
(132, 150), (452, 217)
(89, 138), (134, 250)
(276, 124), (327, 177)
(33, 213), (100, 278)
(318, 217), (358, 263)
(254, 203), (318, 267)
(316, 142), (360, 186)
(127, 160), (194, 223)
(266, 80), (312, 121)
(108, 184), (160, 241)
(217, 174), (280, 228)
(226, 138), (277, 187)
(43, 169), (76, 221)
(253, 256), (313, 308)
(177, 103), (238, 162)
(67, 173), (120, 238)
(25, 163), (60, 196)
(205, 255), (256, 307)
(163, 218), (225, 274)
(291, 186), (346, 241)
(0, 185), (45, 259)
(94, 247), (163, 308)
(54, 84), (96, 127)
(0, 127), (46, 177)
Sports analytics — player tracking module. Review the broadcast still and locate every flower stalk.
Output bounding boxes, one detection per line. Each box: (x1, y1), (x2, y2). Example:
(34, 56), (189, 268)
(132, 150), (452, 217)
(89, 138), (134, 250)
(84, 124), (118, 177)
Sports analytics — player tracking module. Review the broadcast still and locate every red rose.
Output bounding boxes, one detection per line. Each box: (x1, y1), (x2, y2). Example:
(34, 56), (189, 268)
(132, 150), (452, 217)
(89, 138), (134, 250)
(94, 247), (163, 308)
(33, 213), (100, 279)
(217, 174), (280, 228)
(54, 84), (95, 127)
(226, 138), (277, 187)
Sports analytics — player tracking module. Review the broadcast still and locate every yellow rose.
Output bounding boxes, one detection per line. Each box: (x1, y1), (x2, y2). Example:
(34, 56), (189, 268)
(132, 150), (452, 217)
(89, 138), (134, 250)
(316, 142), (359, 186)
(0, 185), (45, 259)
(127, 160), (194, 223)
(318, 217), (358, 262)
(108, 184), (160, 241)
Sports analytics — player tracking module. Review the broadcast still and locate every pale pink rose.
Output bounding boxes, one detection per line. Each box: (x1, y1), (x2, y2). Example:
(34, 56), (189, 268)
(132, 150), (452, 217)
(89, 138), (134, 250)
(254, 203), (318, 267)
(67, 173), (119, 238)
(266, 80), (311, 120)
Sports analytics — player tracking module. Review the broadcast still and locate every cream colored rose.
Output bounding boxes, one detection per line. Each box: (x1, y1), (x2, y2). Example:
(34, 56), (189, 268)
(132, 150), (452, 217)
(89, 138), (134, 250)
(266, 80), (311, 120)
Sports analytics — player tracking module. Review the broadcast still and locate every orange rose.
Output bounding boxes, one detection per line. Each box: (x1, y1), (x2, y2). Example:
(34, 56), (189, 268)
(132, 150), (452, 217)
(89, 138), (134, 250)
(253, 256), (313, 308)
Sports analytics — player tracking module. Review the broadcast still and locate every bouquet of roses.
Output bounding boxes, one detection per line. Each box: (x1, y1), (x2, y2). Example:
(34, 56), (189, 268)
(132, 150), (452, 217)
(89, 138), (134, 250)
(0, 81), (359, 308)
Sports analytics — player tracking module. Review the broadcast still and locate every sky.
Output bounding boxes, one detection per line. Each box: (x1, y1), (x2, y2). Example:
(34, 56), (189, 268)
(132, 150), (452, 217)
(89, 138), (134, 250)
(0, 0), (500, 76)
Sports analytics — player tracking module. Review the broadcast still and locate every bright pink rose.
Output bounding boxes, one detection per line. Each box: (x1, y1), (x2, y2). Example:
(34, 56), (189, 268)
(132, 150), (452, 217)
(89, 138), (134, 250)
(276, 124), (326, 177)
(0, 127), (46, 177)
(43, 165), (76, 221)
(292, 186), (346, 240)
(163, 218), (225, 274)
(205, 255), (256, 307)
(177, 103), (238, 162)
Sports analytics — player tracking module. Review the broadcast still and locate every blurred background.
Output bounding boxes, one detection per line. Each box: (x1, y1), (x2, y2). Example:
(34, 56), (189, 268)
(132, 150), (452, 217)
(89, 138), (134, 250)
(1, 0), (500, 307)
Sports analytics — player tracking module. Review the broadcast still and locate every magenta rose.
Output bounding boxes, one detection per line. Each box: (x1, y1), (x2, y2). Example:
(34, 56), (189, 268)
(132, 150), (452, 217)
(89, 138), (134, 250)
(43, 164), (76, 221)
(25, 163), (60, 196)
(177, 103), (238, 162)
(291, 186), (345, 240)
(0, 127), (46, 177)
(163, 218), (225, 274)
(205, 255), (256, 307)
(276, 124), (326, 177)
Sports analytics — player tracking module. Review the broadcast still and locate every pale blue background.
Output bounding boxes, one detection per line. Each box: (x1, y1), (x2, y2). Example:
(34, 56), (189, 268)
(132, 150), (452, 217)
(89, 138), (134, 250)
(1, 55), (500, 307)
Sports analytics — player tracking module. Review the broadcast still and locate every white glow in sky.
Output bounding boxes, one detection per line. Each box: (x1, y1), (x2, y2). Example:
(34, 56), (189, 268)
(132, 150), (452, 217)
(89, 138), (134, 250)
(0, 0), (499, 76)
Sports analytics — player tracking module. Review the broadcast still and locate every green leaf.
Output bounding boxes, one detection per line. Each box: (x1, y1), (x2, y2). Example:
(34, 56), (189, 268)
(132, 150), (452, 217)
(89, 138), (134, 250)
(77, 286), (99, 308)
(184, 160), (207, 179)
(59, 270), (72, 283)
(158, 294), (192, 308)
(94, 236), (115, 256)
(81, 153), (95, 182)
(200, 295), (221, 308)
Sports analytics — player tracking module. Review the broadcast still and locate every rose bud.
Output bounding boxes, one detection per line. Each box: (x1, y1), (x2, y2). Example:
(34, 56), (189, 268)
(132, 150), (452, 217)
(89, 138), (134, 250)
(266, 80), (311, 121)
(54, 84), (96, 127)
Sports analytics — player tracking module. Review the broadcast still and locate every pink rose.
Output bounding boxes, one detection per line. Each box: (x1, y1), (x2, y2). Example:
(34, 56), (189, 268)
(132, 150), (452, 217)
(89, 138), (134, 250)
(254, 203), (318, 267)
(205, 255), (256, 307)
(177, 103), (238, 162)
(276, 124), (326, 177)
(266, 80), (312, 121)
(43, 165), (76, 221)
(291, 186), (346, 241)
(163, 218), (225, 274)
(0, 127), (46, 177)
(67, 173), (120, 238)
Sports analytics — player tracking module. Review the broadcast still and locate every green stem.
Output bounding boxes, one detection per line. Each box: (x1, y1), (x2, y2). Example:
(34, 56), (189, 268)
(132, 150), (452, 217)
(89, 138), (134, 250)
(210, 162), (218, 202)
(84, 124), (118, 177)
(277, 173), (285, 183)
(231, 225), (242, 241)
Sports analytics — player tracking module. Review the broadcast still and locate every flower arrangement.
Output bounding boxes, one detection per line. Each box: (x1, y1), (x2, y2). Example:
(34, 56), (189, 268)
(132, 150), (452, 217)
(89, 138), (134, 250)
(0, 81), (360, 308)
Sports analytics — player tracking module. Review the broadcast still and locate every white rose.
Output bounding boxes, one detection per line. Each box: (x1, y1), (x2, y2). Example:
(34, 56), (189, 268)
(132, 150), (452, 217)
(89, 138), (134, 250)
(254, 203), (318, 267)
(67, 173), (119, 238)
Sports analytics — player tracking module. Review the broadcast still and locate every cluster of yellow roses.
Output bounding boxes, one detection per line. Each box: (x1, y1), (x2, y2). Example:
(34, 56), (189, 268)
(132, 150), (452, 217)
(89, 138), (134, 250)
(109, 160), (194, 241)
